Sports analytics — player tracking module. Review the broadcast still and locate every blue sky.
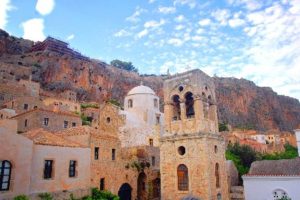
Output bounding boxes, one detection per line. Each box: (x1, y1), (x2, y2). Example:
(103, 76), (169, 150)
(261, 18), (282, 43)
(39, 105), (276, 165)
(0, 0), (300, 100)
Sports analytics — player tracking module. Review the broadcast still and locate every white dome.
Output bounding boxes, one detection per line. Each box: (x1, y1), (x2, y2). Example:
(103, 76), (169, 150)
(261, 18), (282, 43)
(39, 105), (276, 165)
(127, 85), (155, 96)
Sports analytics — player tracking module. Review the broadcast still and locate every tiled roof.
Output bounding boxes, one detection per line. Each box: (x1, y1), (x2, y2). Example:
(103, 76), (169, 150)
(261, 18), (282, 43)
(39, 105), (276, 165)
(56, 126), (92, 136)
(22, 128), (85, 148)
(246, 158), (300, 176)
(57, 126), (118, 140)
(11, 108), (80, 118)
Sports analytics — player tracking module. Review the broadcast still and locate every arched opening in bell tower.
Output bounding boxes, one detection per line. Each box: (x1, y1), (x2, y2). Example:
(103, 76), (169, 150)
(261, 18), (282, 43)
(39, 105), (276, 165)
(172, 95), (181, 120)
(185, 92), (195, 118)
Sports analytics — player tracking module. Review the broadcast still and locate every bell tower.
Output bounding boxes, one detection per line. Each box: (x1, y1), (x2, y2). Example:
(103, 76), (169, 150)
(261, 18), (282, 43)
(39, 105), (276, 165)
(160, 69), (229, 200)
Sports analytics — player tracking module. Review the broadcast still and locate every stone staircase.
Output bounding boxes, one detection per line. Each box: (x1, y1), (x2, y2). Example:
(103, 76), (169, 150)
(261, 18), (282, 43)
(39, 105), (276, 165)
(230, 186), (245, 200)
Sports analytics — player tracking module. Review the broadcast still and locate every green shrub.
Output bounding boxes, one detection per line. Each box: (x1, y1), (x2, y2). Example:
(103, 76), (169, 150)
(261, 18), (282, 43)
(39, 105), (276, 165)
(38, 193), (53, 200)
(81, 103), (99, 109)
(91, 188), (120, 200)
(14, 195), (29, 200)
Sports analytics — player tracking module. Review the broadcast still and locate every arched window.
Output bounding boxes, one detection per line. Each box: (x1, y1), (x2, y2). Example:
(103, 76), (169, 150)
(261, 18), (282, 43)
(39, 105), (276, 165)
(217, 193), (222, 200)
(154, 99), (158, 108)
(215, 163), (220, 188)
(0, 160), (12, 191)
(273, 189), (289, 200)
(128, 99), (133, 108)
(177, 164), (188, 191)
(185, 92), (195, 118)
(172, 95), (181, 121)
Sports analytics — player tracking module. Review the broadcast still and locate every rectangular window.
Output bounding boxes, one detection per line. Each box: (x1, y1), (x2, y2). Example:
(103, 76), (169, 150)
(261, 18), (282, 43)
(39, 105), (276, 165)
(24, 104), (28, 110)
(64, 121), (68, 128)
(95, 147), (99, 160)
(100, 178), (105, 190)
(44, 160), (53, 179)
(152, 156), (155, 166)
(149, 139), (153, 146)
(43, 118), (49, 126)
(25, 119), (28, 127)
(69, 160), (76, 177)
(72, 122), (76, 127)
(156, 116), (160, 124)
(112, 149), (116, 161)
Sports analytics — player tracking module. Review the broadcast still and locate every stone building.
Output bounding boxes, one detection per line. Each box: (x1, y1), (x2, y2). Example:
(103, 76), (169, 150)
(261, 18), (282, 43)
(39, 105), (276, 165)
(0, 120), (91, 200)
(0, 108), (16, 119)
(11, 108), (81, 133)
(160, 69), (229, 200)
(42, 97), (81, 113)
(2, 96), (43, 114)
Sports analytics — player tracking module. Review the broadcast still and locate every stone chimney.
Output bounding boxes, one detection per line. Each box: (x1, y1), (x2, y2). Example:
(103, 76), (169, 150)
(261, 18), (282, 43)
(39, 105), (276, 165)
(295, 125), (300, 157)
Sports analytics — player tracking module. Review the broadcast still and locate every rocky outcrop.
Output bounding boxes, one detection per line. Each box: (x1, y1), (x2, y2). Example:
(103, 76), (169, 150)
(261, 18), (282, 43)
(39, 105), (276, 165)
(215, 77), (300, 131)
(0, 29), (299, 132)
(0, 29), (33, 56)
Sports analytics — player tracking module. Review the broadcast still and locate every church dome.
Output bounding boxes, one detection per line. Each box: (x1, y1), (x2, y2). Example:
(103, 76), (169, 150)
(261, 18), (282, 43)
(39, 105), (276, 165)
(127, 85), (155, 96)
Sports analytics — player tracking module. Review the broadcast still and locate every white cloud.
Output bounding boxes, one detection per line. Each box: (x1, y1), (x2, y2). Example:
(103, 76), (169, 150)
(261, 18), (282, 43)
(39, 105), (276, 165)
(158, 6), (176, 14)
(228, 14), (245, 28)
(167, 38), (184, 47)
(211, 9), (231, 25)
(114, 29), (130, 37)
(173, 0), (197, 9)
(21, 18), (45, 42)
(174, 15), (185, 23)
(126, 7), (146, 23)
(175, 24), (185, 30)
(144, 19), (166, 28)
(198, 18), (211, 26)
(0, 0), (13, 29)
(66, 34), (75, 41)
(36, 0), (55, 16)
(149, 0), (156, 3)
(137, 29), (149, 39)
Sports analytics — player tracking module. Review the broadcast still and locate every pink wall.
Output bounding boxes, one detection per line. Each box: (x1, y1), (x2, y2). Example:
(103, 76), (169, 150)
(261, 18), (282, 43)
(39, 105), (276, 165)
(29, 145), (90, 194)
(0, 120), (33, 199)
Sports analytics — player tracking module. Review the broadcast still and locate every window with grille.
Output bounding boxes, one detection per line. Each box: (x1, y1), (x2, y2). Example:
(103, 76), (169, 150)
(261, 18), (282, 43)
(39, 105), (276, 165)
(69, 160), (76, 177)
(215, 163), (220, 188)
(95, 147), (99, 160)
(100, 178), (105, 190)
(177, 164), (188, 191)
(44, 160), (53, 179)
(112, 149), (116, 160)
(0, 160), (12, 191)
(64, 121), (68, 128)
(43, 118), (49, 126)
(152, 156), (155, 166)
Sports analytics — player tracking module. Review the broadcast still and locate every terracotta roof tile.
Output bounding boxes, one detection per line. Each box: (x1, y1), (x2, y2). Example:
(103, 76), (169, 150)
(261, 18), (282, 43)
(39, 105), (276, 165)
(22, 128), (85, 148)
(246, 158), (300, 176)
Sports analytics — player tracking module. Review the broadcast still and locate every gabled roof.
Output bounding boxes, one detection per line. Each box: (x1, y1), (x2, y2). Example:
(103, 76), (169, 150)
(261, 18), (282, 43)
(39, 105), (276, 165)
(22, 128), (85, 148)
(246, 158), (300, 176)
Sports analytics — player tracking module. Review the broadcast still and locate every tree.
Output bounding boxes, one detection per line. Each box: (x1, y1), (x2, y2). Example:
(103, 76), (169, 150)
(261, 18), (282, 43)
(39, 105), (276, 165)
(110, 59), (138, 72)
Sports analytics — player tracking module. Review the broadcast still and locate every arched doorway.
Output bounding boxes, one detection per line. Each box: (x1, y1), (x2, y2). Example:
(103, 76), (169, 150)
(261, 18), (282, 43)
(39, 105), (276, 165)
(137, 172), (147, 200)
(152, 178), (161, 199)
(118, 183), (132, 200)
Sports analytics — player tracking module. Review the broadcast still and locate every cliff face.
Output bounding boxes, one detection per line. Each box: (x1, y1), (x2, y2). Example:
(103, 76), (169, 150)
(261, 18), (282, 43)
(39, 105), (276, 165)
(214, 78), (300, 131)
(0, 29), (299, 131)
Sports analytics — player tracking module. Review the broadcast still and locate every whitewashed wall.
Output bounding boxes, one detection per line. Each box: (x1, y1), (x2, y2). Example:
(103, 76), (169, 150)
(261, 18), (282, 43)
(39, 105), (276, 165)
(243, 176), (300, 200)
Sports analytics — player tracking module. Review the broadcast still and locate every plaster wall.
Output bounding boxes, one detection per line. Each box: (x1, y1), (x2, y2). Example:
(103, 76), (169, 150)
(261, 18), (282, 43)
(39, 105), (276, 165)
(0, 120), (33, 200)
(243, 176), (300, 200)
(29, 145), (90, 193)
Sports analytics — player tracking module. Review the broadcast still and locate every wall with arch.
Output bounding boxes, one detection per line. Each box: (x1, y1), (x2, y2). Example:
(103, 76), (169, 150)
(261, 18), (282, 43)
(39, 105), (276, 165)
(243, 176), (300, 200)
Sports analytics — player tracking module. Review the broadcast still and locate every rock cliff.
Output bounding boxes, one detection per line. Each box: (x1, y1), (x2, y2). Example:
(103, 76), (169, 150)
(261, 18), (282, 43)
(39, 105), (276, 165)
(0, 29), (299, 131)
